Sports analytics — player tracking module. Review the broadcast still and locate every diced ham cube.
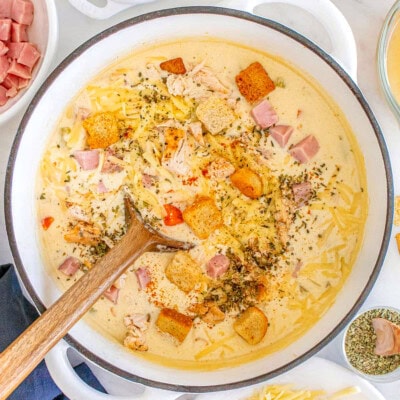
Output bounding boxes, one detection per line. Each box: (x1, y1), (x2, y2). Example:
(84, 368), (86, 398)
(17, 42), (40, 68)
(289, 135), (320, 163)
(101, 149), (123, 173)
(6, 85), (17, 97)
(7, 42), (24, 58)
(0, 85), (7, 106)
(97, 180), (108, 193)
(141, 173), (154, 188)
(11, 0), (34, 25)
(292, 181), (312, 208)
(0, 55), (9, 83)
(250, 99), (279, 129)
(372, 318), (400, 356)
(104, 285), (119, 304)
(206, 254), (230, 279)
(11, 22), (27, 42)
(0, 40), (8, 56)
(58, 256), (80, 277)
(135, 267), (151, 289)
(0, 19), (12, 41)
(269, 125), (293, 148)
(18, 76), (28, 88)
(0, 0), (12, 19)
(7, 58), (31, 79)
(3, 73), (19, 89)
(73, 150), (99, 170)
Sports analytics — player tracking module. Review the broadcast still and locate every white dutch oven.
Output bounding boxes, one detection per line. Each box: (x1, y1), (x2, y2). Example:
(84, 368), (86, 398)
(5, 1), (393, 399)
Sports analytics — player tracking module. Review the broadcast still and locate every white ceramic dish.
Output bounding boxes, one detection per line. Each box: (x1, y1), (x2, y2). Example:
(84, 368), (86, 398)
(0, 0), (58, 124)
(196, 357), (385, 400)
(5, 1), (393, 399)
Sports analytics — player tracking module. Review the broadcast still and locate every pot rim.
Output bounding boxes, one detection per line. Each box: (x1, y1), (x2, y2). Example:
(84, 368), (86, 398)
(4, 6), (394, 393)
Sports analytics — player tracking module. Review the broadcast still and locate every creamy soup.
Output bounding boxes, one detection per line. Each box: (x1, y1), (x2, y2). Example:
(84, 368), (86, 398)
(37, 39), (367, 370)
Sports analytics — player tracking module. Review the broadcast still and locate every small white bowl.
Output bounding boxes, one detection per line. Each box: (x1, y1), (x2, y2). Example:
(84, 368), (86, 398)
(342, 306), (400, 383)
(0, 0), (58, 124)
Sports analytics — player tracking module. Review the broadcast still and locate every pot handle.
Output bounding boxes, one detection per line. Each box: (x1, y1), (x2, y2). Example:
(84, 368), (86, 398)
(68, 0), (153, 20)
(45, 340), (183, 400)
(217, 0), (358, 81)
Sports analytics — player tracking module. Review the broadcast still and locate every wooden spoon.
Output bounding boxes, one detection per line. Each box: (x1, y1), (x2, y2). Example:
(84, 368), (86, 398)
(0, 197), (192, 399)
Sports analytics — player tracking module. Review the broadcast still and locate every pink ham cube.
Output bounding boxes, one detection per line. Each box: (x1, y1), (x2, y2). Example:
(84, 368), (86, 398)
(0, 85), (7, 105)
(0, 19), (12, 41)
(292, 181), (312, 207)
(289, 135), (320, 163)
(206, 254), (230, 279)
(135, 267), (151, 289)
(3, 73), (19, 89)
(58, 256), (81, 277)
(0, 0), (13, 19)
(7, 58), (31, 79)
(104, 285), (119, 304)
(269, 125), (293, 147)
(6, 86), (17, 97)
(7, 41), (24, 58)
(11, 0), (34, 25)
(17, 76), (28, 88)
(0, 55), (10, 83)
(73, 150), (100, 170)
(251, 99), (279, 129)
(17, 42), (40, 68)
(0, 41), (8, 56)
(11, 21), (28, 42)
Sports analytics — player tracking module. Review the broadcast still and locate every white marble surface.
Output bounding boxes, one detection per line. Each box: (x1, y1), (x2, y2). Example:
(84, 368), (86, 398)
(1, 0), (400, 398)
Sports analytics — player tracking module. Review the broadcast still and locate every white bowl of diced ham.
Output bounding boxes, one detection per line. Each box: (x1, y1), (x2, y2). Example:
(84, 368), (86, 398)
(0, 0), (58, 124)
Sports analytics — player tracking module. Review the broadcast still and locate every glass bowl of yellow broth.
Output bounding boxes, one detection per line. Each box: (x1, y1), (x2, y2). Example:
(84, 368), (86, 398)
(378, 1), (400, 119)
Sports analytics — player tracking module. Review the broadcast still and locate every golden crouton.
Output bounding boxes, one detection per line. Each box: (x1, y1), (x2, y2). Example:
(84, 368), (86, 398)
(82, 111), (120, 149)
(233, 306), (268, 345)
(230, 167), (263, 199)
(183, 197), (223, 239)
(160, 57), (187, 74)
(235, 62), (275, 104)
(156, 308), (193, 342)
(165, 251), (204, 293)
(195, 96), (235, 135)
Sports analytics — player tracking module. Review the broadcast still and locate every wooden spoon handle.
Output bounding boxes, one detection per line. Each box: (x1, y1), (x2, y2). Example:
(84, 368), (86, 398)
(0, 225), (153, 399)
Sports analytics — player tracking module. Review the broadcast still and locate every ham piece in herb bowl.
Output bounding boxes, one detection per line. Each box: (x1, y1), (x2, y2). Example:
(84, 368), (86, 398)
(0, 0), (57, 124)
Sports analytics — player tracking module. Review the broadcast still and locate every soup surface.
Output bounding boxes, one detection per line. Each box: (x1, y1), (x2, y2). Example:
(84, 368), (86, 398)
(37, 39), (367, 370)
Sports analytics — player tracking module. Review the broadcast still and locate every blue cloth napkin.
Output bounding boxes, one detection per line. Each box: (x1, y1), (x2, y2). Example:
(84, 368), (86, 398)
(0, 264), (107, 400)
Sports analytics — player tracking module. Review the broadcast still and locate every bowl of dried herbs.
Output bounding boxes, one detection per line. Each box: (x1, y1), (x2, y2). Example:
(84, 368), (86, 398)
(343, 307), (400, 382)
